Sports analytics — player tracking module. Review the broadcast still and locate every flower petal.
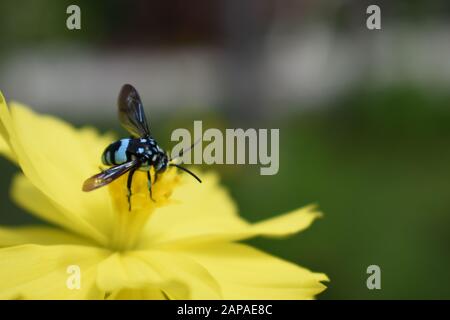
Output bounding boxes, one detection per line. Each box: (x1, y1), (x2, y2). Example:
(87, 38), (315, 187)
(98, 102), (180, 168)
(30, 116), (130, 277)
(133, 250), (222, 299)
(8, 103), (114, 232)
(0, 92), (16, 162)
(96, 252), (189, 299)
(96, 253), (164, 292)
(0, 100), (117, 243)
(248, 204), (322, 238)
(139, 172), (248, 247)
(96, 250), (222, 299)
(176, 242), (328, 300)
(108, 288), (168, 299)
(0, 244), (110, 299)
(11, 174), (108, 245)
(0, 225), (95, 247)
(0, 135), (15, 163)
(141, 180), (321, 247)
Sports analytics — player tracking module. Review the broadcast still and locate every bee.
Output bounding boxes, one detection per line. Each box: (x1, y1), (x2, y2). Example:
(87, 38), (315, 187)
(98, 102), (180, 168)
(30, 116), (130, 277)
(82, 84), (201, 210)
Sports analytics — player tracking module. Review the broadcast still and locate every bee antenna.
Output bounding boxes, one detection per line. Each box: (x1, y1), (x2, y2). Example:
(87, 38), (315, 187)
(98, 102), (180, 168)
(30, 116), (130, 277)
(170, 164), (202, 183)
(169, 138), (202, 163)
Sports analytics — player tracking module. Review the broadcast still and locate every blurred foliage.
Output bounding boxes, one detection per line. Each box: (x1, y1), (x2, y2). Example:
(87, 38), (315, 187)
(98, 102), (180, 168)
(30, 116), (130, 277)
(0, 0), (222, 49)
(2, 0), (450, 52)
(0, 0), (107, 48)
(1, 85), (450, 299)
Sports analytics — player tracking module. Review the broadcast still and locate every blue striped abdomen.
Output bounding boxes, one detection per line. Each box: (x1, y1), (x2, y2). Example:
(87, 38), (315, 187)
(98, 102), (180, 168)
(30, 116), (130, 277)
(102, 139), (131, 165)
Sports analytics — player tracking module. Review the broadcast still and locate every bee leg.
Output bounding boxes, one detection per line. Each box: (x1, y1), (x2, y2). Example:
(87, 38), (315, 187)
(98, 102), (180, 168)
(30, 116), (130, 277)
(147, 171), (155, 202)
(127, 169), (137, 211)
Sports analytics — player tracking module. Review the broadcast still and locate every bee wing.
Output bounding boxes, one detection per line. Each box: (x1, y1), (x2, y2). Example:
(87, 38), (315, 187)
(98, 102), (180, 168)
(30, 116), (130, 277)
(82, 159), (141, 192)
(118, 84), (151, 137)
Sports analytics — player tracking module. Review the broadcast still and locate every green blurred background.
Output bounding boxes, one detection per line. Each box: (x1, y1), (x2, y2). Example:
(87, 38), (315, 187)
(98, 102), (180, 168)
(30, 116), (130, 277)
(1, 0), (450, 299)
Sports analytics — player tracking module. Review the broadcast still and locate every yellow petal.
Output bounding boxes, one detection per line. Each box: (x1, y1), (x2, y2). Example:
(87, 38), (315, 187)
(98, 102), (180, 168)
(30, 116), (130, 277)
(8, 103), (114, 233)
(0, 100), (117, 243)
(0, 136), (15, 163)
(248, 204), (322, 238)
(96, 250), (221, 299)
(96, 253), (164, 292)
(133, 250), (222, 299)
(141, 176), (320, 247)
(0, 92), (12, 145)
(0, 244), (110, 299)
(0, 225), (95, 247)
(96, 252), (189, 299)
(139, 172), (248, 247)
(108, 288), (168, 300)
(11, 174), (108, 245)
(0, 92), (16, 162)
(177, 242), (328, 300)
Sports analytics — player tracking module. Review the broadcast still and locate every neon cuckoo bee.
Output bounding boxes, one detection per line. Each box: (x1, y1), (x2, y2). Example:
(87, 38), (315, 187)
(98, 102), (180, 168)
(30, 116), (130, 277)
(82, 84), (201, 210)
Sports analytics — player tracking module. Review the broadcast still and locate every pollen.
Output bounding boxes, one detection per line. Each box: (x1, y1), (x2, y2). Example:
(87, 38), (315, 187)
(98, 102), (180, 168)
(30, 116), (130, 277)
(108, 167), (180, 250)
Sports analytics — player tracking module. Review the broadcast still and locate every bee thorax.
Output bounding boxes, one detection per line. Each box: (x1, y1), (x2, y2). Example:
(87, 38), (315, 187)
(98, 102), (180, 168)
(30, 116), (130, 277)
(102, 137), (166, 171)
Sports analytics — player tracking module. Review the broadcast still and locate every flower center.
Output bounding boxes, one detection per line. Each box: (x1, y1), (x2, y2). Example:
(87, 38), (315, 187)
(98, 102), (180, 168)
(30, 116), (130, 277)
(107, 167), (179, 251)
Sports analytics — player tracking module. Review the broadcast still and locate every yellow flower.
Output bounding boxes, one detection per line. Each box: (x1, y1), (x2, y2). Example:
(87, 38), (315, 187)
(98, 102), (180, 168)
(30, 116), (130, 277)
(0, 92), (328, 299)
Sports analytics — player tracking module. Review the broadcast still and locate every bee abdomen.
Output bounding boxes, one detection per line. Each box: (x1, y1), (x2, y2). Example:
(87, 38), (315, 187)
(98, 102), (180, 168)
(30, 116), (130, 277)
(101, 139), (131, 165)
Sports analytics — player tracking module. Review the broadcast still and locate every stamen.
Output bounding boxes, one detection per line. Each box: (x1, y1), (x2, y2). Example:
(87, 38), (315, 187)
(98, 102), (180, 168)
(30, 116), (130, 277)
(107, 167), (180, 251)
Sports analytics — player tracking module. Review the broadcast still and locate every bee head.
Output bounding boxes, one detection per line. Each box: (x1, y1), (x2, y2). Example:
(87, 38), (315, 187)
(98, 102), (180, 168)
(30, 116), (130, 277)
(154, 152), (169, 172)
